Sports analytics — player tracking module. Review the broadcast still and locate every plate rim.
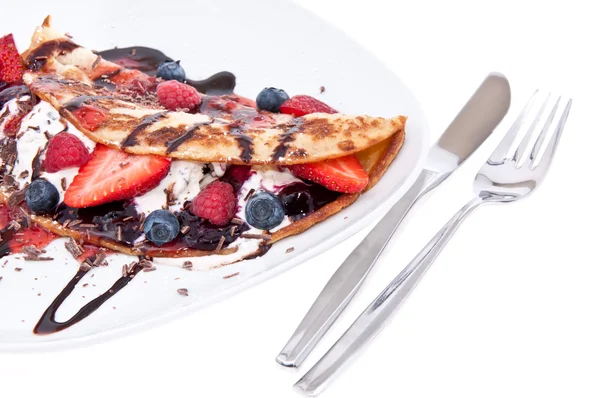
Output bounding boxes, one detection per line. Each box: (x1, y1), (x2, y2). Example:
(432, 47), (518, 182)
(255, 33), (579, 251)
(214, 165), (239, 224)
(0, 2), (431, 353)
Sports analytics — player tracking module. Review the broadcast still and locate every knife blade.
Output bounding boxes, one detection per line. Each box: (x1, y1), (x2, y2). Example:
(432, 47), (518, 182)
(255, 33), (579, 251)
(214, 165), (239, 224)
(276, 72), (511, 369)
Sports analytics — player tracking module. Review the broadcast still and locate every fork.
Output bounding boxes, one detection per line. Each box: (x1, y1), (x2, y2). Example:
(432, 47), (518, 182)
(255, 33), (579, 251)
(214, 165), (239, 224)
(294, 90), (573, 396)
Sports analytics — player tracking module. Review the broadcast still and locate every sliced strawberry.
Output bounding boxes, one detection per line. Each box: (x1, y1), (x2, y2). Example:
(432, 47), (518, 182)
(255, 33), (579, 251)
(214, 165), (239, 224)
(64, 145), (171, 208)
(71, 105), (106, 131)
(280, 95), (337, 117)
(288, 155), (369, 194)
(0, 34), (24, 84)
(10, 225), (57, 253)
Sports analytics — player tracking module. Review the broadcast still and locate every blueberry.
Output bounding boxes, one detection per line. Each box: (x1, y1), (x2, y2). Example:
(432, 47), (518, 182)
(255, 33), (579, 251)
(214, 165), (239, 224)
(25, 179), (60, 214)
(245, 191), (285, 230)
(256, 87), (290, 112)
(156, 60), (186, 82)
(143, 210), (180, 246)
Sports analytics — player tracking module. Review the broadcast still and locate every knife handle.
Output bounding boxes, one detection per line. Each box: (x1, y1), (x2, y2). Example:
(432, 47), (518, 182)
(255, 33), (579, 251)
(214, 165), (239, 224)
(294, 196), (483, 396)
(276, 169), (445, 368)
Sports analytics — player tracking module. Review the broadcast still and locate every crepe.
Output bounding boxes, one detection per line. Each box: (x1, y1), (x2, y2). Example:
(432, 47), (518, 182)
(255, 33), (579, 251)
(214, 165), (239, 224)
(0, 16), (407, 262)
(21, 17), (405, 166)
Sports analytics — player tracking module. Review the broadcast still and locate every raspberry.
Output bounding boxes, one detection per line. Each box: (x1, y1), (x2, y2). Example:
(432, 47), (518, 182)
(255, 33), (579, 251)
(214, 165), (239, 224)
(43, 132), (90, 173)
(156, 80), (201, 111)
(190, 181), (236, 226)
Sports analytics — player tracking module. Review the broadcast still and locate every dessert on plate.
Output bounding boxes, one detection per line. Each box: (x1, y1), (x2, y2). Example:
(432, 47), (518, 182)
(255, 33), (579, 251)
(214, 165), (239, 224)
(0, 16), (407, 334)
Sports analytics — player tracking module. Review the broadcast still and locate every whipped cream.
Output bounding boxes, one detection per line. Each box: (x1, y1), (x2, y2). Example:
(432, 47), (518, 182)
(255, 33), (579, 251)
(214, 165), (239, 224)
(152, 236), (262, 271)
(134, 160), (208, 215)
(10, 101), (96, 189)
(236, 166), (302, 232)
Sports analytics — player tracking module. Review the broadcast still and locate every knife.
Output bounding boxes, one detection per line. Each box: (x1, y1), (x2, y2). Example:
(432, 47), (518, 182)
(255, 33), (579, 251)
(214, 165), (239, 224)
(276, 72), (511, 369)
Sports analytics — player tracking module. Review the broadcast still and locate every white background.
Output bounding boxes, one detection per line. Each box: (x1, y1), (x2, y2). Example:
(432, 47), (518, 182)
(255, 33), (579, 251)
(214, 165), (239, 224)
(1, 0), (598, 397)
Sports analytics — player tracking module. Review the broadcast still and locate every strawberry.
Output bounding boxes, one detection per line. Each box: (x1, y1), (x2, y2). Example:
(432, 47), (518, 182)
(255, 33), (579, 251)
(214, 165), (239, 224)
(10, 225), (57, 253)
(0, 34), (24, 84)
(64, 145), (171, 208)
(288, 155), (369, 194)
(280, 95), (337, 117)
(71, 105), (106, 131)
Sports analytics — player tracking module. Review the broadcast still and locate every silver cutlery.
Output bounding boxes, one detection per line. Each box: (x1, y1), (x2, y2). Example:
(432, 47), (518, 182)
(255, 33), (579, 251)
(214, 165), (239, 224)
(294, 90), (572, 396)
(276, 72), (511, 368)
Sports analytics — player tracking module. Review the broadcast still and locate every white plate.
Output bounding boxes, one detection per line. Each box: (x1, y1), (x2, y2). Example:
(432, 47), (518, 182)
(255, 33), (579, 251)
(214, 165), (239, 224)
(0, 0), (429, 351)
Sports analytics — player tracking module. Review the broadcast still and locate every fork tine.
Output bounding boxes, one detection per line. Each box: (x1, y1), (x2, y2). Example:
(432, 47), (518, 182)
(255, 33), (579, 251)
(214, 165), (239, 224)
(514, 93), (551, 165)
(532, 98), (572, 172)
(529, 96), (561, 165)
(488, 90), (539, 164)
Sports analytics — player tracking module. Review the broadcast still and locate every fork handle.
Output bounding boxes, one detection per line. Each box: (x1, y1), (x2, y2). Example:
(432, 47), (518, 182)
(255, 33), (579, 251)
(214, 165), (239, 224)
(295, 196), (484, 396)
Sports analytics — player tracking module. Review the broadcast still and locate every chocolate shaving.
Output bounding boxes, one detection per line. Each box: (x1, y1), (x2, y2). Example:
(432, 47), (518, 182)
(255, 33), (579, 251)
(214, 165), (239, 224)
(117, 225), (123, 242)
(21, 245), (44, 257)
(230, 226), (237, 236)
(180, 225), (190, 235)
(61, 177), (67, 191)
(182, 261), (193, 270)
(320, 85), (326, 94)
(78, 223), (96, 228)
(164, 182), (177, 207)
(143, 265), (157, 272)
(139, 212), (146, 225)
(92, 55), (102, 70)
(177, 288), (189, 297)
(241, 233), (272, 241)
(126, 261), (137, 275)
(69, 219), (82, 227)
(93, 251), (108, 267)
(2, 174), (17, 190)
(122, 264), (128, 278)
(18, 170), (29, 179)
(244, 188), (255, 201)
(14, 267), (22, 272)
(122, 216), (134, 222)
(131, 48), (137, 56)
(215, 236), (226, 253)
(79, 263), (92, 272)
(223, 272), (239, 279)
(286, 247), (295, 254)
(231, 218), (244, 225)
(133, 239), (146, 248)
(7, 220), (21, 231)
(24, 256), (54, 261)
(62, 219), (71, 228)
(7, 187), (27, 207)
(0, 139), (17, 170)
(119, 161), (130, 168)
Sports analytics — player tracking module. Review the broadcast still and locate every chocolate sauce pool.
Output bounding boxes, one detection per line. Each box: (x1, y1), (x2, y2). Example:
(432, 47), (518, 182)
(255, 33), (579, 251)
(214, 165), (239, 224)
(97, 46), (236, 95)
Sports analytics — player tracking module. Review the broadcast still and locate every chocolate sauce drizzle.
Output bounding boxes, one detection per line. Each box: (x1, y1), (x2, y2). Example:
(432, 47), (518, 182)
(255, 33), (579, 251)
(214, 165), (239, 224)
(166, 120), (212, 154)
(25, 39), (80, 70)
(121, 111), (168, 147)
(229, 124), (254, 163)
(33, 259), (144, 335)
(97, 47), (236, 95)
(272, 122), (302, 161)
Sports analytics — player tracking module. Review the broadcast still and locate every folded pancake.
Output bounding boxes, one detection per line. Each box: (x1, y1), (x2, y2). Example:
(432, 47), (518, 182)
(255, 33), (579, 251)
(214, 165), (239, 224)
(0, 16), (406, 263)
(21, 17), (405, 166)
